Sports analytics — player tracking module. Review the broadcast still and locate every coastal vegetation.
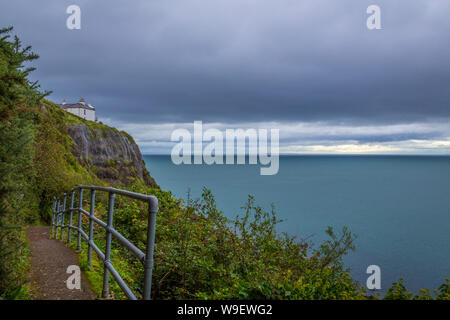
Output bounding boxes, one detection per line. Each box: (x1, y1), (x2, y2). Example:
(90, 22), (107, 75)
(0, 27), (448, 300)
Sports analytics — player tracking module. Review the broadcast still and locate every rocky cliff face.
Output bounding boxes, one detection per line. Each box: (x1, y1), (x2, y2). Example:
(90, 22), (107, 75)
(66, 124), (157, 188)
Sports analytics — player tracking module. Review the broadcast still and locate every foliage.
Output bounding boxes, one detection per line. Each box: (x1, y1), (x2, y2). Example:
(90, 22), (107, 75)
(383, 277), (449, 300)
(0, 26), (48, 297)
(72, 184), (448, 300)
(71, 183), (366, 300)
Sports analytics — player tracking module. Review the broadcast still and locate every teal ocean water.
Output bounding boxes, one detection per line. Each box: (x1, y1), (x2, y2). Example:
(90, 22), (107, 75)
(143, 155), (450, 295)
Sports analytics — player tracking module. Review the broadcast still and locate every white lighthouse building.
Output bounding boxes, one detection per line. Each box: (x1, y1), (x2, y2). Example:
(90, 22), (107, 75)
(58, 98), (96, 121)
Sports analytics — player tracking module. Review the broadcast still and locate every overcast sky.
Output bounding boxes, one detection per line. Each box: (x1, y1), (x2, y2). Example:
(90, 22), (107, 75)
(1, 0), (450, 154)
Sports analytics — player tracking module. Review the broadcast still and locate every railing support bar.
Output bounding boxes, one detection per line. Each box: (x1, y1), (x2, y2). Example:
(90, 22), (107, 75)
(56, 200), (61, 239)
(77, 187), (83, 251)
(102, 192), (115, 299)
(143, 198), (158, 300)
(51, 198), (56, 237)
(67, 191), (75, 243)
(88, 189), (96, 267)
(60, 193), (66, 239)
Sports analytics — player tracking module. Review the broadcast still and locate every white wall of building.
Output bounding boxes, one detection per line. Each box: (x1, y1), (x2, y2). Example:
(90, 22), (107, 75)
(66, 108), (96, 121)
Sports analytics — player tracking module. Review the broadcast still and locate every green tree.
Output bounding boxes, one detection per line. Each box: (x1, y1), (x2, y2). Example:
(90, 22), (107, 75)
(0, 26), (48, 297)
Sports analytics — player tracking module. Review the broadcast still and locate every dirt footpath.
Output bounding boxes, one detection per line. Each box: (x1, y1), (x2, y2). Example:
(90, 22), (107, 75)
(27, 226), (96, 300)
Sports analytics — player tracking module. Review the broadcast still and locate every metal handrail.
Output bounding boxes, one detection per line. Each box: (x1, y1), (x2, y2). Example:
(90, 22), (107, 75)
(51, 185), (158, 300)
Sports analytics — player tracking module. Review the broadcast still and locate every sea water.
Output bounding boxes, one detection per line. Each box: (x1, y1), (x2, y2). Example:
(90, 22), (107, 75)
(143, 155), (450, 295)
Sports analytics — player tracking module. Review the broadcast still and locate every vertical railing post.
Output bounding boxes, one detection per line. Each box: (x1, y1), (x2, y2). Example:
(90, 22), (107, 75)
(60, 193), (67, 239)
(77, 187), (83, 251)
(102, 192), (115, 299)
(56, 199), (61, 239)
(51, 198), (56, 237)
(88, 189), (96, 267)
(67, 190), (75, 243)
(143, 197), (158, 300)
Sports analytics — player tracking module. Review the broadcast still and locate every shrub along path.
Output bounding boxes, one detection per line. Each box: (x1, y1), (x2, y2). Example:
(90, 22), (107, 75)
(27, 226), (96, 300)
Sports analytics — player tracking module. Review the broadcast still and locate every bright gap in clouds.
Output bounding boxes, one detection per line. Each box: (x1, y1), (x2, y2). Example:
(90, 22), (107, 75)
(104, 119), (450, 155)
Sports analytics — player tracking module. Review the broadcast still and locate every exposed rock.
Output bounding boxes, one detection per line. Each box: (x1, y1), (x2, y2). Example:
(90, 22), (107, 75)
(66, 124), (157, 188)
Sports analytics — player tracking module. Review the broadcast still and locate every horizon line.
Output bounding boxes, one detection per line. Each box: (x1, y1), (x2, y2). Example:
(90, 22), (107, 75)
(142, 153), (450, 157)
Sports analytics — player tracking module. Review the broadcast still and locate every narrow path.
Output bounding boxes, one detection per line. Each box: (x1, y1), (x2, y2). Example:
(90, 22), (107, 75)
(27, 226), (96, 300)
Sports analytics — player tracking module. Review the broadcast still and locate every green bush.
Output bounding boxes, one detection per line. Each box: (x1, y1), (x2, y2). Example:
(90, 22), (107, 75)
(73, 183), (366, 300)
(0, 26), (47, 297)
(383, 277), (449, 300)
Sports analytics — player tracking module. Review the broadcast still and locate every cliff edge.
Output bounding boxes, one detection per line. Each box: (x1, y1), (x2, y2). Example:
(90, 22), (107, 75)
(37, 100), (158, 192)
(66, 123), (156, 187)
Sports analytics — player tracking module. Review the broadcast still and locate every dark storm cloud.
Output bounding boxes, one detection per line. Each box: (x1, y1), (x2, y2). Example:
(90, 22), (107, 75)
(1, 0), (450, 125)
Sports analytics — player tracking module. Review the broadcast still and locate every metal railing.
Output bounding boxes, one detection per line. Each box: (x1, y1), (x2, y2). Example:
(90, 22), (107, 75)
(51, 185), (158, 300)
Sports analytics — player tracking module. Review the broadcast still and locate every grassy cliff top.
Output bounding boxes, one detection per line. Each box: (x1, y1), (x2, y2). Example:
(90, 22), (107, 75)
(42, 99), (136, 144)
